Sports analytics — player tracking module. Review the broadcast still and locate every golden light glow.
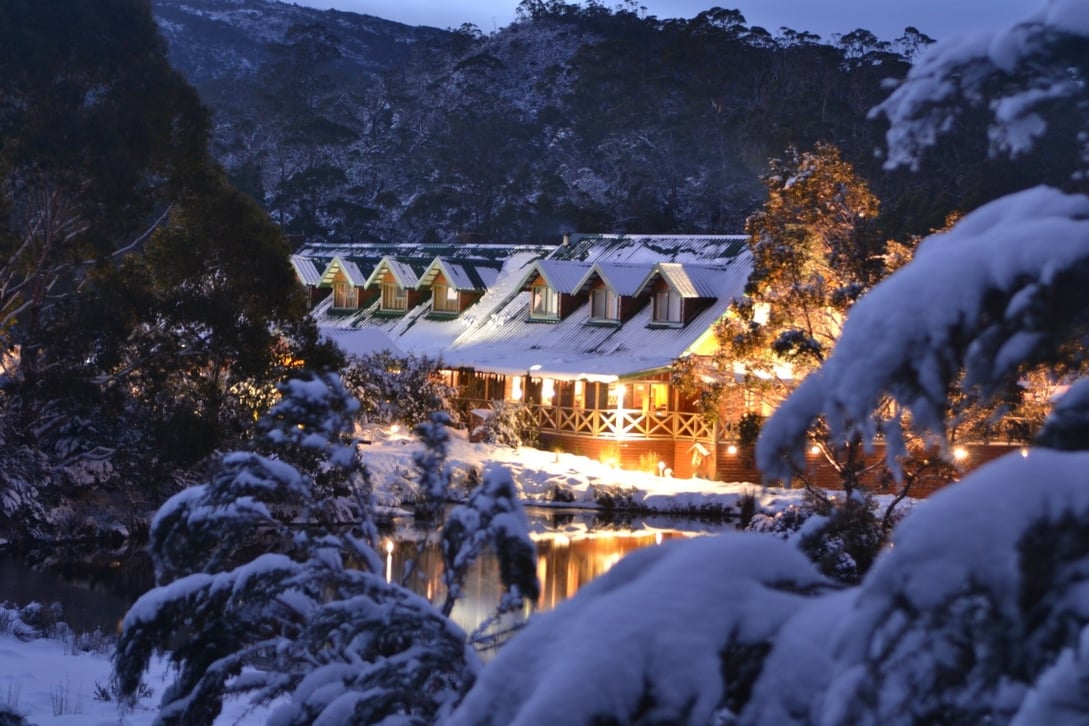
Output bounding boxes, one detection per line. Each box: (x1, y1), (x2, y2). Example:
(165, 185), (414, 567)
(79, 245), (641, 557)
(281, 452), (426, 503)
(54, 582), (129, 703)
(542, 378), (555, 405)
(726, 445), (738, 455)
(809, 445), (820, 455)
(953, 447), (969, 462)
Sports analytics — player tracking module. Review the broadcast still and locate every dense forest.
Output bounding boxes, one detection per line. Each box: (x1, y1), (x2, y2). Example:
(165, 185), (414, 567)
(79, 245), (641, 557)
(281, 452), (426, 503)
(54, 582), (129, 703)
(151, 0), (1040, 248)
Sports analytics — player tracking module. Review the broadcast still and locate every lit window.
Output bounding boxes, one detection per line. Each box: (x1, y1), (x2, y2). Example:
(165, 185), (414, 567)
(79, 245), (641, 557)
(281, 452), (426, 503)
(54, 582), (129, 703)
(333, 280), (354, 309)
(433, 283), (459, 313)
(653, 288), (682, 324)
(381, 282), (407, 311)
(590, 287), (620, 321)
(531, 283), (559, 319)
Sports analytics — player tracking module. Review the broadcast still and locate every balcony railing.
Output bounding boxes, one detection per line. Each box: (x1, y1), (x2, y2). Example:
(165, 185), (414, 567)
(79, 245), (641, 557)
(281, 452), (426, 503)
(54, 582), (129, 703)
(460, 399), (723, 441)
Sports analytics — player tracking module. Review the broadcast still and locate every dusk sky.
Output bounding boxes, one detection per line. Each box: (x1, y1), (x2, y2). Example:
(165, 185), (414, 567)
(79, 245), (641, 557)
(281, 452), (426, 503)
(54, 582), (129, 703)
(292, 0), (1042, 40)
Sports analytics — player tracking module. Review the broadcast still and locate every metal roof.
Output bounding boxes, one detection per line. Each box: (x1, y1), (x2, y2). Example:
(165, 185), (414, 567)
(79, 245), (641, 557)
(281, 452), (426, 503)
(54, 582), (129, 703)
(363, 256), (432, 288)
(555, 233), (748, 264)
(311, 234), (755, 379)
(291, 255), (325, 286)
(639, 262), (724, 298)
(318, 255), (373, 287)
(417, 257), (503, 291)
(443, 250), (753, 379)
(575, 262), (655, 296)
(515, 259), (592, 295)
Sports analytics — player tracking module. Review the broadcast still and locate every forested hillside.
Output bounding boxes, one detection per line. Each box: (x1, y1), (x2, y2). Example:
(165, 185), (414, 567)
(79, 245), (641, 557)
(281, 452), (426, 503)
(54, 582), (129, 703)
(152, 0), (992, 247)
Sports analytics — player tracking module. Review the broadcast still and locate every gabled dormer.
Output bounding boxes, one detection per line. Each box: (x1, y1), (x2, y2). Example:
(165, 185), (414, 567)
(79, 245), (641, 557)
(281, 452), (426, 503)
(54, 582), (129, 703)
(417, 257), (502, 318)
(574, 262), (654, 325)
(364, 256), (430, 315)
(291, 254), (331, 308)
(319, 255), (376, 311)
(636, 262), (720, 328)
(515, 260), (590, 322)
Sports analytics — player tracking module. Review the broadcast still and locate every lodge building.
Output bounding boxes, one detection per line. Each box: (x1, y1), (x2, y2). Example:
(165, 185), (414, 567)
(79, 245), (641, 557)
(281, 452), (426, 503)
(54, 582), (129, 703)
(292, 234), (1017, 488)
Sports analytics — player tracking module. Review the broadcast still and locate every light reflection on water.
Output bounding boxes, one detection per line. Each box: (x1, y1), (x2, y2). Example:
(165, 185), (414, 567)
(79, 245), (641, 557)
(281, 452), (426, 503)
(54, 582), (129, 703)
(384, 508), (735, 638)
(2, 509), (736, 638)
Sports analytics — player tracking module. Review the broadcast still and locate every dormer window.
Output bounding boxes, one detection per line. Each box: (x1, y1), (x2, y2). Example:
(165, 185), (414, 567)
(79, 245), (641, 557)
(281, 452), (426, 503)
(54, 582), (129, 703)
(531, 283), (559, 320)
(381, 281), (407, 311)
(433, 282), (459, 314)
(333, 279), (354, 309)
(653, 289), (682, 324)
(590, 287), (620, 322)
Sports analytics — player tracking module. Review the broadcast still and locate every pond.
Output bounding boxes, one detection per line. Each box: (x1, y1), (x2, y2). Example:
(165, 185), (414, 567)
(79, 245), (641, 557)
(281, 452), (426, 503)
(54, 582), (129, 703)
(1, 508), (737, 639)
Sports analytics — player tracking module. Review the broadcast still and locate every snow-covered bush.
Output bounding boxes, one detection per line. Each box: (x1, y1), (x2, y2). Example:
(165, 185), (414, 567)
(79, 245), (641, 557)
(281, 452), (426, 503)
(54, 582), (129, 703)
(441, 464), (538, 632)
(412, 411), (454, 522)
(447, 535), (833, 725)
(739, 7), (1089, 717)
(746, 492), (889, 584)
(343, 351), (456, 427)
(815, 450), (1089, 725)
(113, 372), (480, 725)
(472, 400), (538, 448)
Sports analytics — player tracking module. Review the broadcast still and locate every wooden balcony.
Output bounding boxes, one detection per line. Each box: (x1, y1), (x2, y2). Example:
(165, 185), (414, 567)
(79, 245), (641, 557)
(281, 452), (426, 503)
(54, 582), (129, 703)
(459, 399), (724, 442)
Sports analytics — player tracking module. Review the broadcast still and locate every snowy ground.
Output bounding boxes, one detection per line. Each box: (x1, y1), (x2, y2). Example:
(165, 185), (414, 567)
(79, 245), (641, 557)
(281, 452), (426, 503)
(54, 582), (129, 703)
(1, 426), (899, 726)
(362, 424), (809, 521)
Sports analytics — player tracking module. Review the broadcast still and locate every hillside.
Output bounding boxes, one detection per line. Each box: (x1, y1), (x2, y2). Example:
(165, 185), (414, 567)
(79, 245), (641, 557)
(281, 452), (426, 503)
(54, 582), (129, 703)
(152, 1), (937, 245)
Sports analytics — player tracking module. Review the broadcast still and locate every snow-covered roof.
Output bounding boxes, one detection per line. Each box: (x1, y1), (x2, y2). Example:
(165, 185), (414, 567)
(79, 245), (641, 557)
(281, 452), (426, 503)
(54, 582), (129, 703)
(363, 256), (431, 289)
(515, 259), (592, 295)
(312, 234), (752, 378)
(557, 233), (748, 264)
(417, 257), (503, 291)
(318, 255), (373, 287)
(641, 262), (723, 298)
(442, 252), (751, 380)
(575, 262), (655, 296)
(291, 255), (325, 287)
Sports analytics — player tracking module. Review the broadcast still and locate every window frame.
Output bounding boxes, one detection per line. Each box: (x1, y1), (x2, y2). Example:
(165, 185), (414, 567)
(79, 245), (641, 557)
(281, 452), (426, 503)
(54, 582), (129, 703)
(530, 283), (559, 320)
(332, 280), (354, 309)
(652, 288), (683, 324)
(590, 286), (620, 322)
(432, 282), (460, 314)
(381, 281), (408, 311)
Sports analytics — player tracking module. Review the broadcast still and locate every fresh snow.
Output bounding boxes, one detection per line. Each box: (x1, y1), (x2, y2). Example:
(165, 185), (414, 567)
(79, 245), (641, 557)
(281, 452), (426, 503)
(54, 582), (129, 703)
(0, 426), (812, 726)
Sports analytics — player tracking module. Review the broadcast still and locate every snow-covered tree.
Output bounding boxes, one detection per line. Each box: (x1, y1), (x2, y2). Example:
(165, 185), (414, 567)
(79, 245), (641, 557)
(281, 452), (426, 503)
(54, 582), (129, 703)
(447, 534), (833, 725)
(740, 454), (1089, 725)
(757, 2), (1089, 480)
(743, 2), (1089, 722)
(441, 464), (539, 635)
(451, 6), (1089, 726)
(113, 372), (479, 725)
(342, 351), (456, 427)
(472, 399), (539, 448)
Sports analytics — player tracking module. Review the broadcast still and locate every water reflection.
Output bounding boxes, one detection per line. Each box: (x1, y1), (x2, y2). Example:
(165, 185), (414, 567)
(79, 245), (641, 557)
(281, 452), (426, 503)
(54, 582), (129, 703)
(2, 510), (735, 639)
(384, 508), (734, 637)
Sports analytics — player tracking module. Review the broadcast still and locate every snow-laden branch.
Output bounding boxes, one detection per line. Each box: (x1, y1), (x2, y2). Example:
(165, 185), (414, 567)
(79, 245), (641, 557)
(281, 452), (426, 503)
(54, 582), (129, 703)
(872, 0), (1089, 171)
(757, 186), (1089, 480)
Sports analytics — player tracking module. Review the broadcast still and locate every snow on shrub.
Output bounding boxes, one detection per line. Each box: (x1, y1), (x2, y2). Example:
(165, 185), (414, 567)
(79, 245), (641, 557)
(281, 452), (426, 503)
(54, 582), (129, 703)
(817, 449), (1089, 725)
(447, 534), (833, 725)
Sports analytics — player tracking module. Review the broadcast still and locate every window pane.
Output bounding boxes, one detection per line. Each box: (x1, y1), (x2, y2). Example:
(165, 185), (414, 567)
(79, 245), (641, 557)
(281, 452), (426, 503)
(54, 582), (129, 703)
(591, 289), (605, 318)
(532, 285), (557, 317)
